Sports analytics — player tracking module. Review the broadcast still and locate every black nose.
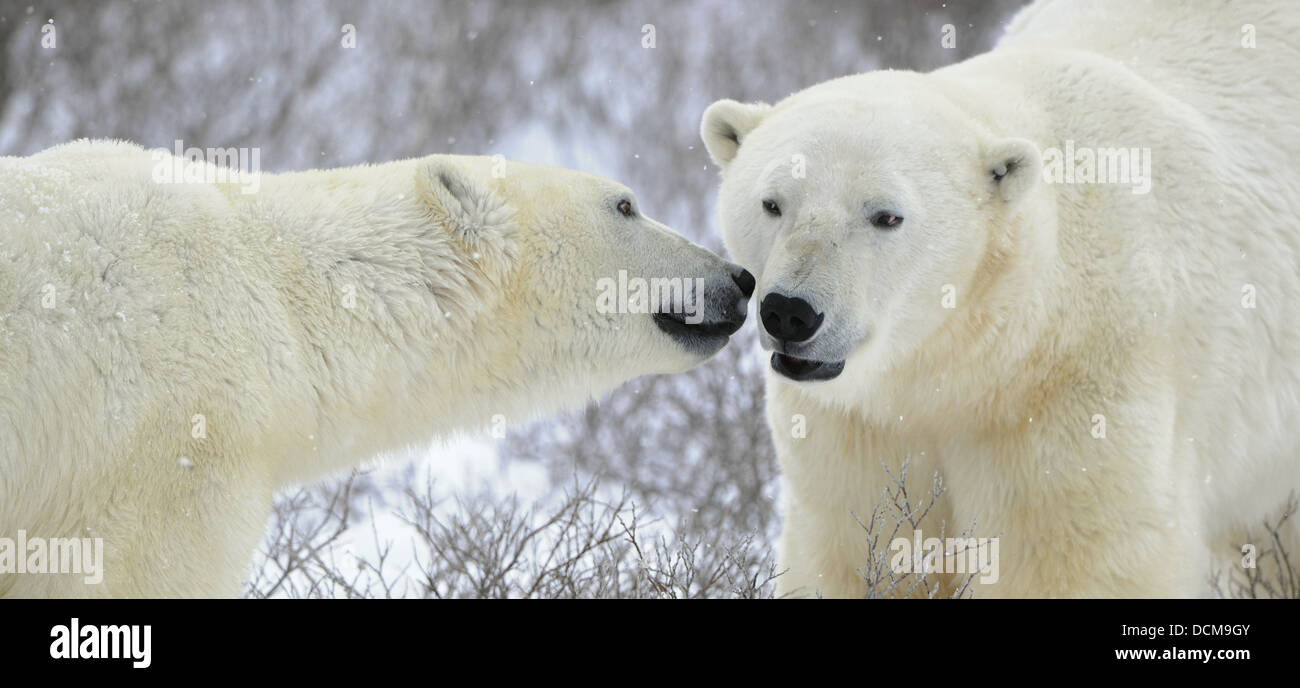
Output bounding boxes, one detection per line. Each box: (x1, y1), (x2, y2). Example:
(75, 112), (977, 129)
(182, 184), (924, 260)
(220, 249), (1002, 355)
(731, 269), (755, 298)
(760, 292), (823, 342)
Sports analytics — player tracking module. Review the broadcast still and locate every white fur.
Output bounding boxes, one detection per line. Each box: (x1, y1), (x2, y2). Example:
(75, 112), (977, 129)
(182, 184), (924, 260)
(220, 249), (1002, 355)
(0, 141), (740, 597)
(703, 0), (1300, 597)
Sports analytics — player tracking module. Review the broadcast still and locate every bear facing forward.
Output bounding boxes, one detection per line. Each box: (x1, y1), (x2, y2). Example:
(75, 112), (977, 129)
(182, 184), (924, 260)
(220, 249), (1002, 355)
(702, 0), (1300, 597)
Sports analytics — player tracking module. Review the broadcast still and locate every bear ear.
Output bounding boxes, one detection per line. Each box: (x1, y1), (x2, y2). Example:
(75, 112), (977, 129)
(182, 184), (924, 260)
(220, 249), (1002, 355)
(417, 158), (516, 244)
(700, 99), (773, 167)
(984, 137), (1042, 203)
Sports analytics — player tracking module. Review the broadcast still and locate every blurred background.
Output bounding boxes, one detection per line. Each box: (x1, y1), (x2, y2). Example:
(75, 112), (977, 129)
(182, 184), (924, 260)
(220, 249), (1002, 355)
(1, 0), (1025, 597)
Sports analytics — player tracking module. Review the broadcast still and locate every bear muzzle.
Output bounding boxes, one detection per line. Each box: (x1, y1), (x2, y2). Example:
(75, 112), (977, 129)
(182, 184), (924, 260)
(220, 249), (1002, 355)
(652, 268), (753, 355)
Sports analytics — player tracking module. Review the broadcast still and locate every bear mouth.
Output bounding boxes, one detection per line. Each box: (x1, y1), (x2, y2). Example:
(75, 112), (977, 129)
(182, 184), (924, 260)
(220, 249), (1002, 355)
(653, 312), (733, 356)
(771, 353), (845, 382)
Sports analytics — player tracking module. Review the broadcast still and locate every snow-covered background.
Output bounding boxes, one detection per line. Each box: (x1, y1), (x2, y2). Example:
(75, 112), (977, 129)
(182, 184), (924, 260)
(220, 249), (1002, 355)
(0, 0), (1024, 597)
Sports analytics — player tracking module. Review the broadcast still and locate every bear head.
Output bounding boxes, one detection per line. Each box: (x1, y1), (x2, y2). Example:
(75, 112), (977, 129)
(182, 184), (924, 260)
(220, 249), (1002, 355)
(700, 72), (1044, 392)
(416, 155), (754, 400)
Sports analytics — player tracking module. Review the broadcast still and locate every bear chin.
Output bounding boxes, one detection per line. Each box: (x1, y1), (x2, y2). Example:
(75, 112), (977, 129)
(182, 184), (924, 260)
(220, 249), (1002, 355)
(770, 353), (845, 382)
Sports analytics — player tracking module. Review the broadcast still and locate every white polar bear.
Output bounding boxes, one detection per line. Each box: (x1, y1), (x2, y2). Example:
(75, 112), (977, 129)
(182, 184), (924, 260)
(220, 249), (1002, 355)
(0, 140), (753, 597)
(702, 0), (1300, 597)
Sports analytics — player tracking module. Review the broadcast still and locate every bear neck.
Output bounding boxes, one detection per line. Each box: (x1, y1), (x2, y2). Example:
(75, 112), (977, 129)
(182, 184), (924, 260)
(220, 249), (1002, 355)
(242, 163), (554, 485)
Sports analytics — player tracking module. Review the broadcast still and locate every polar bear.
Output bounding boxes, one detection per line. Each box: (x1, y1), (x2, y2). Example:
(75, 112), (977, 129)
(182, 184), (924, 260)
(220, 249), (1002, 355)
(0, 140), (753, 597)
(701, 0), (1300, 597)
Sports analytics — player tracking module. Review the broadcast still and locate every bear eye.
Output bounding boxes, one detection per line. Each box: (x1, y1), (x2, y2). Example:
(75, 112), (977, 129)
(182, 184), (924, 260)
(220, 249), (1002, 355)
(617, 198), (635, 217)
(870, 211), (903, 229)
(762, 199), (781, 217)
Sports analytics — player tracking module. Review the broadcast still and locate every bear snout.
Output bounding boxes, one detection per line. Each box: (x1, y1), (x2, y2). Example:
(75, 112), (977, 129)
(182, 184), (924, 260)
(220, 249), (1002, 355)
(731, 268), (756, 298)
(652, 266), (751, 352)
(711, 267), (754, 335)
(759, 292), (823, 343)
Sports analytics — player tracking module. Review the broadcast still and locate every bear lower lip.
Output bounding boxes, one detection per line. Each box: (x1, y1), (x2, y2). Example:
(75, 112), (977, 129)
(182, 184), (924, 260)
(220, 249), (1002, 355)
(771, 353), (845, 381)
(653, 312), (730, 356)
